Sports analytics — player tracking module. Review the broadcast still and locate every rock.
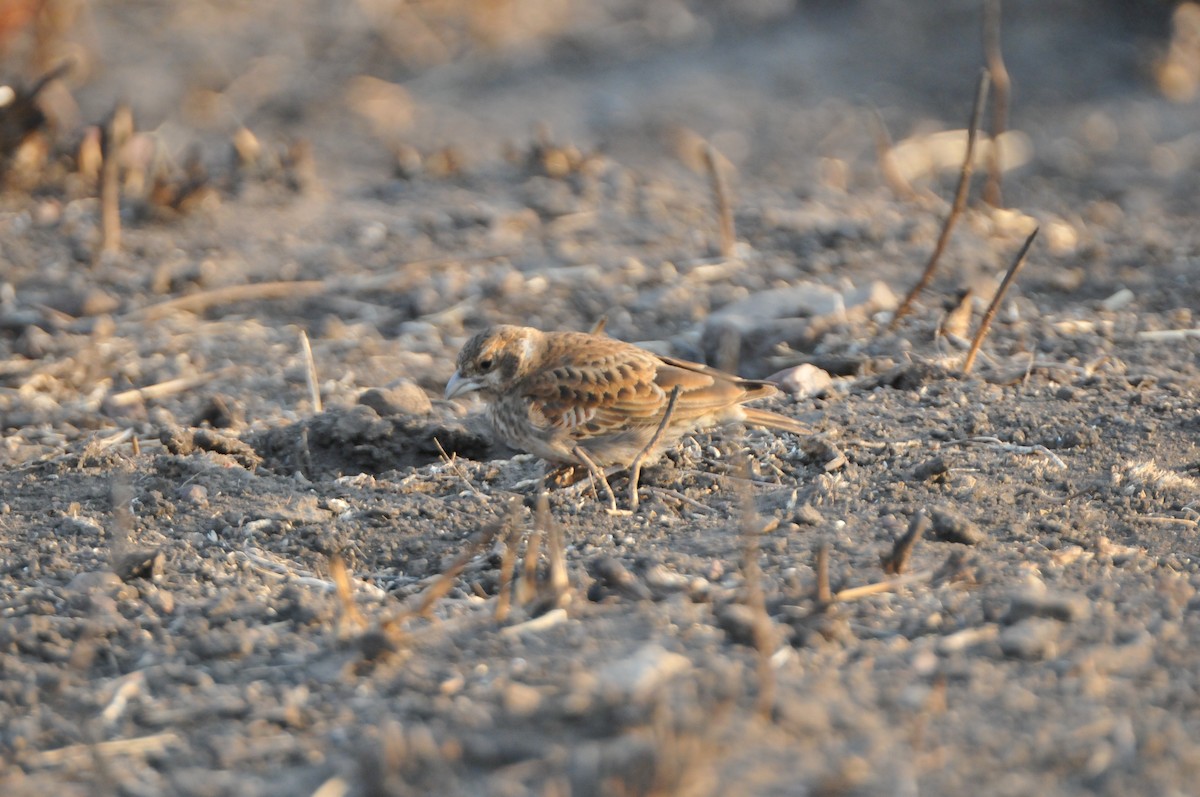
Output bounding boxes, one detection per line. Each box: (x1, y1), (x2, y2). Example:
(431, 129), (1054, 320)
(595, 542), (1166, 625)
(912, 457), (950, 483)
(998, 618), (1061, 660)
(191, 394), (246, 428)
(358, 382), (432, 417)
(766, 364), (833, 397)
(717, 603), (773, 647)
(14, 325), (53, 359)
(501, 682), (543, 718)
(930, 508), (985, 545)
(588, 556), (651, 601)
(793, 503), (825, 526)
(1005, 590), (1090, 624)
(594, 644), (691, 703)
(113, 547), (165, 582)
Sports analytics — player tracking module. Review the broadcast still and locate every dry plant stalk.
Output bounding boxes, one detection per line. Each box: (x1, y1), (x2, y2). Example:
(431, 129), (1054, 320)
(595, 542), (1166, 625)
(413, 518), (506, 618)
(627, 385), (682, 511)
(702, 142), (736, 258)
(983, 0), (1011, 207)
(589, 315), (608, 335)
(329, 553), (366, 632)
(518, 497), (544, 605)
(299, 329), (321, 413)
(883, 511), (930, 576)
(962, 226), (1038, 374)
(433, 437), (483, 498)
(494, 522), (520, 623)
(135, 280), (328, 320)
(815, 542), (832, 604)
(869, 106), (919, 202)
(98, 104), (133, 258)
(544, 498), (570, 606)
(832, 570), (934, 602)
(890, 68), (992, 329)
(733, 458), (776, 719)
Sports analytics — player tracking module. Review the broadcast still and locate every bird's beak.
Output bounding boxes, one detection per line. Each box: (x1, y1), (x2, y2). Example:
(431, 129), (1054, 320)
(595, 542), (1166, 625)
(444, 370), (483, 400)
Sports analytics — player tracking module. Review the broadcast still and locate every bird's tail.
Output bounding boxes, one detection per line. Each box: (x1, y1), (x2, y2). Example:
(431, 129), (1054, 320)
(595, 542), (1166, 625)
(741, 406), (810, 436)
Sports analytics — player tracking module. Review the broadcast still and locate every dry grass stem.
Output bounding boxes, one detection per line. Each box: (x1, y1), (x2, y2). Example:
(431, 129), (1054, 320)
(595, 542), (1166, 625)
(869, 105), (919, 202)
(628, 385), (682, 511)
(589, 315), (608, 335)
(135, 280), (328, 320)
(832, 570), (934, 602)
(433, 437), (484, 498)
(299, 329), (321, 413)
(499, 607), (568, 636)
(27, 732), (181, 766)
(107, 371), (229, 407)
(519, 495), (545, 605)
(702, 142), (736, 258)
(983, 0), (1011, 207)
(1137, 328), (1200, 341)
(329, 554), (367, 632)
(884, 511), (930, 576)
(494, 521), (520, 622)
(891, 68), (992, 328)
(413, 518), (506, 618)
(731, 457), (777, 718)
(98, 104), (132, 258)
(815, 542), (832, 604)
(948, 434), (1065, 469)
(545, 503), (569, 604)
(963, 226), (1038, 374)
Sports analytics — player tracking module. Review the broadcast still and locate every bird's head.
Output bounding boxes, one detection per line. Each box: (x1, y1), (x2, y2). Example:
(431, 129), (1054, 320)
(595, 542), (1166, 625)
(444, 325), (541, 400)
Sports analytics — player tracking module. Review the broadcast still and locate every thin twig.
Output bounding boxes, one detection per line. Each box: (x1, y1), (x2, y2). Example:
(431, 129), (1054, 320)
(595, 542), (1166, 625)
(433, 437), (484, 497)
(963, 226), (1038, 374)
(832, 570), (934, 602)
(983, 0), (1011, 207)
(890, 69), (992, 329)
(645, 486), (713, 515)
(628, 385), (682, 511)
(947, 434), (1065, 469)
(299, 329), (321, 413)
(702, 142), (736, 258)
(589, 315), (608, 335)
(883, 511), (929, 576)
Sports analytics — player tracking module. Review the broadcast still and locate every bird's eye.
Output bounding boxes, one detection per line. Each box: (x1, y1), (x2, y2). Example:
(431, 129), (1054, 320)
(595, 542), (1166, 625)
(479, 358), (494, 371)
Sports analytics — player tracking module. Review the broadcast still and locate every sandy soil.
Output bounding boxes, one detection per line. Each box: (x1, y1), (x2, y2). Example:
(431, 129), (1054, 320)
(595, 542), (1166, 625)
(2, 1), (1200, 795)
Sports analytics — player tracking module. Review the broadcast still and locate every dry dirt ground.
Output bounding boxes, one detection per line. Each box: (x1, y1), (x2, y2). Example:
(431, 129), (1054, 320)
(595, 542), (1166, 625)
(2, 1), (1200, 795)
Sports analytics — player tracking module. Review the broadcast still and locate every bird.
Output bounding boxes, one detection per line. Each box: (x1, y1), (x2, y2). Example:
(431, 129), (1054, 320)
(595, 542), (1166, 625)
(444, 325), (808, 481)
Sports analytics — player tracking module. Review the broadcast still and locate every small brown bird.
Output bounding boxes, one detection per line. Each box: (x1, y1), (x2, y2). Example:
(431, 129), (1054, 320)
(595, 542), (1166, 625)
(444, 325), (808, 473)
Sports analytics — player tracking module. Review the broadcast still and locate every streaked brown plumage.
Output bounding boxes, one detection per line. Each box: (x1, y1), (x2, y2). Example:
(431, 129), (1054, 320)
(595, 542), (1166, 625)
(444, 325), (808, 469)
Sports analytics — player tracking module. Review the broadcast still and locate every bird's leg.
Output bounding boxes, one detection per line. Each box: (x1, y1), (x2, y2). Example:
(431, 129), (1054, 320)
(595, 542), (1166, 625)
(570, 445), (623, 514)
(627, 385), (681, 512)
